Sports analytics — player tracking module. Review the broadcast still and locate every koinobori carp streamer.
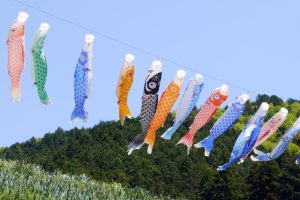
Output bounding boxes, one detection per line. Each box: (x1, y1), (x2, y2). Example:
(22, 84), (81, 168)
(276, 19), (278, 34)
(128, 61), (163, 155)
(116, 54), (135, 126)
(161, 74), (204, 140)
(7, 12), (29, 102)
(217, 102), (269, 171)
(194, 94), (249, 157)
(177, 85), (229, 154)
(70, 34), (95, 122)
(144, 70), (186, 154)
(296, 157), (300, 164)
(251, 116), (300, 162)
(239, 108), (288, 163)
(31, 23), (51, 104)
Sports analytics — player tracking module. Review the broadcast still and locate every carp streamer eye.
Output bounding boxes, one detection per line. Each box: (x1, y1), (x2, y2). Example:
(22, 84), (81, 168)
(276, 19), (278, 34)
(235, 103), (242, 109)
(170, 86), (177, 93)
(214, 94), (220, 100)
(149, 82), (157, 89)
(38, 39), (43, 47)
(80, 55), (86, 62)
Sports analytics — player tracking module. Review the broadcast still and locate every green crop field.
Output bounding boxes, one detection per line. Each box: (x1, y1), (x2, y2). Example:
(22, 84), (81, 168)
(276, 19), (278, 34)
(0, 159), (169, 200)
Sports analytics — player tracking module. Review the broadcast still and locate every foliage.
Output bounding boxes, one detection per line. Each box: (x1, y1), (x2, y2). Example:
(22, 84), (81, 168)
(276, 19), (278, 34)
(2, 94), (300, 199)
(0, 159), (168, 200)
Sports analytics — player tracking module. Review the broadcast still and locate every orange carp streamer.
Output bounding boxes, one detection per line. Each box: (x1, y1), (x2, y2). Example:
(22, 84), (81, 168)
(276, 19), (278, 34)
(144, 70), (186, 154)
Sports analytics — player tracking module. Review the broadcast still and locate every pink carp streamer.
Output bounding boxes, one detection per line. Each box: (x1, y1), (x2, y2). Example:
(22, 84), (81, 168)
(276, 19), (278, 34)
(7, 12), (29, 102)
(177, 85), (229, 154)
(239, 108), (288, 163)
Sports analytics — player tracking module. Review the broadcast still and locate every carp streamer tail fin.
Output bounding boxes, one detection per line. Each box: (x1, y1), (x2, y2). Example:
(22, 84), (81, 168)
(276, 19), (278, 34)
(194, 136), (214, 157)
(11, 84), (21, 102)
(161, 124), (179, 140)
(144, 130), (156, 154)
(70, 106), (88, 123)
(38, 89), (51, 105)
(250, 149), (270, 161)
(119, 103), (132, 126)
(128, 132), (146, 155)
(217, 161), (234, 171)
(177, 130), (196, 154)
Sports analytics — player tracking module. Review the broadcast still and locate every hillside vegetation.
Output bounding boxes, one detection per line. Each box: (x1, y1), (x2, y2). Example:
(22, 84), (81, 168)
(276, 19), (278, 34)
(0, 159), (167, 200)
(2, 94), (300, 199)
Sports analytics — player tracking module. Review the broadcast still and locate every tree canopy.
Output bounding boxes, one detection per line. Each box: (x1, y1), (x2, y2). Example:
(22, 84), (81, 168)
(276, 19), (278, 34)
(2, 94), (300, 200)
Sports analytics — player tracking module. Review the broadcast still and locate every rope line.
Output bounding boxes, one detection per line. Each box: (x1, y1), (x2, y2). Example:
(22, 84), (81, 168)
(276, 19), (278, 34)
(13, 0), (260, 95)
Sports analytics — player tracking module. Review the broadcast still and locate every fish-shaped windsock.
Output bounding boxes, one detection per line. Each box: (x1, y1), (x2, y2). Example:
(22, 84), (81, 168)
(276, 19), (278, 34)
(217, 102), (269, 171)
(177, 85), (229, 154)
(127, 61), (162, 155)
(251, 116), (300, 162)
(116, 54), (135, 126)
(7, 12), (29, 102)
(31, 23), (51, 105)
(70, 34), (95, 123)
(144, 70), (186, 154)
(161, 74), (204, 140)
(296, 157), (300, 164)
(239, 108), (288, 163)
(194, 94), (249, 157)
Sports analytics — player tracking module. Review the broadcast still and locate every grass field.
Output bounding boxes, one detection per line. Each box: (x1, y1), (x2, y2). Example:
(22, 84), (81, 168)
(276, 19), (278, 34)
(0, 159), (169, 200)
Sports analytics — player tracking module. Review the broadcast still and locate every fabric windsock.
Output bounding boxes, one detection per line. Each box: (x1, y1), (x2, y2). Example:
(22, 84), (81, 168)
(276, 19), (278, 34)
(194, 94), (249, 157)
(7, 12), (29, 102)
(161, 74), (204, 140)
(217, 102), (269, 171)
(177, 85), (229, 154)
(128, 61), (162, 155)
(70, 34), (95, 123)
(238, 108), (288, 163)
(144, 70), (186, 154)
(31, 23), (51, 104)
(251, 116), (300, 162)
(116, 54), (135, 126)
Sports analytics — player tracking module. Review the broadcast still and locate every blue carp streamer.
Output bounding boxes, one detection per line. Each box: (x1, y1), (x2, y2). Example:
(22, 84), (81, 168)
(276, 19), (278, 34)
(217, 102), (269, 171)
(296, 156), (300, 165)
(161, 74), (204, 140)
(251, 117), (300, 162)
(70, 35), (95, 123)
(194, 94), (249, 157)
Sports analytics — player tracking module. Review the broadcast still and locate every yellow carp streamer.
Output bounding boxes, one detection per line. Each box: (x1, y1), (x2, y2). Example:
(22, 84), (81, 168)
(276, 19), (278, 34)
(116, 54), (135, 126)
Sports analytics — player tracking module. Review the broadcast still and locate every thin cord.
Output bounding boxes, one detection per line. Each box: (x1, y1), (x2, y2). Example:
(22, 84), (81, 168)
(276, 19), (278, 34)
(13, 0), (259, 95)
(23, 4), (29, 12)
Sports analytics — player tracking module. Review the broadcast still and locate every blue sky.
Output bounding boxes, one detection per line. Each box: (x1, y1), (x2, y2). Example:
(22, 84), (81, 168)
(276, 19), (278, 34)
(1, 0), (300, 147)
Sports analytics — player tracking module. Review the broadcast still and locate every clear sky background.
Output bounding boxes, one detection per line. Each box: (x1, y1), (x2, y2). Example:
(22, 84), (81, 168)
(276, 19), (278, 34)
(1, 0), (300, 147)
